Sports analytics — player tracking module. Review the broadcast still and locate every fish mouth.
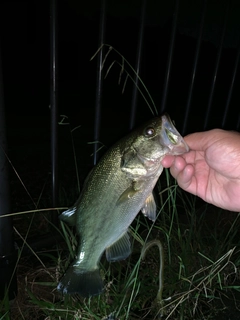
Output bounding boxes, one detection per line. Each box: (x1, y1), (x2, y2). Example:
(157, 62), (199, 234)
(160, 114), (189, 155)
(137, 152), (162, 167)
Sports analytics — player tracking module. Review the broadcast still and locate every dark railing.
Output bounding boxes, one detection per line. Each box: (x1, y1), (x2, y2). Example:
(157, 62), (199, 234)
(0, 44), (17, 300)
(50, 0), (59, 224)
(0, 0), (240, 300)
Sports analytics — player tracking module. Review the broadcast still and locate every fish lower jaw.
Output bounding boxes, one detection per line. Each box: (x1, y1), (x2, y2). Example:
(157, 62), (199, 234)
(137, 152), (162, 166)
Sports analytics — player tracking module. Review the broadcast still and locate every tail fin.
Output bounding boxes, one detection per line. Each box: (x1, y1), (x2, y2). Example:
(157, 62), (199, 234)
(57, 264), (104, 297)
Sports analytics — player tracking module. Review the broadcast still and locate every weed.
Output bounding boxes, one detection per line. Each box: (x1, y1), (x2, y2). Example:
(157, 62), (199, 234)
(2, 45), (240, 319)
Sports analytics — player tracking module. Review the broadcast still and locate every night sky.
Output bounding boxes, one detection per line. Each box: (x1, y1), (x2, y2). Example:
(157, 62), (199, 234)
(0, 0), (240, 192)
(1, 1), (240, 127)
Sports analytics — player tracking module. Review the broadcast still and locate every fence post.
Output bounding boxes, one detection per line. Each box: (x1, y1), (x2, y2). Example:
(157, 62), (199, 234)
(129, 0), (146, 129)
(50, 0), (59, 224)
(182, 0), (207, 135)
(160, 0), (179, 114)
(203, 1), (230, 130)
(93, 0), (106, 165)
(0, 42), (17, 300)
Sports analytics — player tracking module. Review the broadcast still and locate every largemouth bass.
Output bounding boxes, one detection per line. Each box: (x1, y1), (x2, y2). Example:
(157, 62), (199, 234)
(57, 114), (188, 297)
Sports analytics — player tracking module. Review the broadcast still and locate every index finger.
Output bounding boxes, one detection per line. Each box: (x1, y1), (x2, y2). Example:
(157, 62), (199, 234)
(183, 130), (221, 151)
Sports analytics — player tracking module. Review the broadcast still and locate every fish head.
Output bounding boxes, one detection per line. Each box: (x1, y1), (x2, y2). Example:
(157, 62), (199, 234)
(126, 114), (188, 175)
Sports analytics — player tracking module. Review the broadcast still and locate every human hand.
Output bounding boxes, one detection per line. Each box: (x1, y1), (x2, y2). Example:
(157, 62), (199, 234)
(161, 129), (240, 211)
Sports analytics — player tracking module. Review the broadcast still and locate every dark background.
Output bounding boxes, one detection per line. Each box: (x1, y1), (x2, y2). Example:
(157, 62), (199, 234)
(0, 0), (240, 209)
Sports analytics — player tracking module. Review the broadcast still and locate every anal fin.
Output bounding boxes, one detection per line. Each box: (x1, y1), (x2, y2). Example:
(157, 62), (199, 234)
(105, 232), (131, 262)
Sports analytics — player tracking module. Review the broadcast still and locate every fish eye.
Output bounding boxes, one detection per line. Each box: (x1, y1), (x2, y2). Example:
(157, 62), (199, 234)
(144, 127), (155, 137)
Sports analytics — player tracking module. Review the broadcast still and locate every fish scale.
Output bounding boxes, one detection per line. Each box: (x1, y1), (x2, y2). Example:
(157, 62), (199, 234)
(57, 114), (189, 297)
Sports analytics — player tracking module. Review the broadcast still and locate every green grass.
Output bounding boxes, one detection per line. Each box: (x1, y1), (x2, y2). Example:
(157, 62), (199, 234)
(2, 45), (240, 319)
(4, 169), (240, 320)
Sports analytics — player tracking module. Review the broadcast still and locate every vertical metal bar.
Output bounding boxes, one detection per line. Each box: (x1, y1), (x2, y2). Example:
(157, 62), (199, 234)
(129, 0), (146, 130)
(0, 42), (17, 299)
(221, 42), (240, 128)
(203, 1), (230, 130)
(50, 0), (58, 222)
(182, 0), (207, 135)
(160, 0), (179, 114)
(93, 0), (106, 165)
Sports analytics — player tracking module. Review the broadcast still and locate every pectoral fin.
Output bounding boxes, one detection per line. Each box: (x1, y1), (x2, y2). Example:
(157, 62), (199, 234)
(141, 193), (157, 222)
(116, 180), (145, 206)
(105, 232), (131, 262)
(116, 187), (137, 206)
(59, 207), (77, 226)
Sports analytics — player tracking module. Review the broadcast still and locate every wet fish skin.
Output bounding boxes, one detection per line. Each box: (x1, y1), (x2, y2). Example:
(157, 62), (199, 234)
(57, 114), (188, 297)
